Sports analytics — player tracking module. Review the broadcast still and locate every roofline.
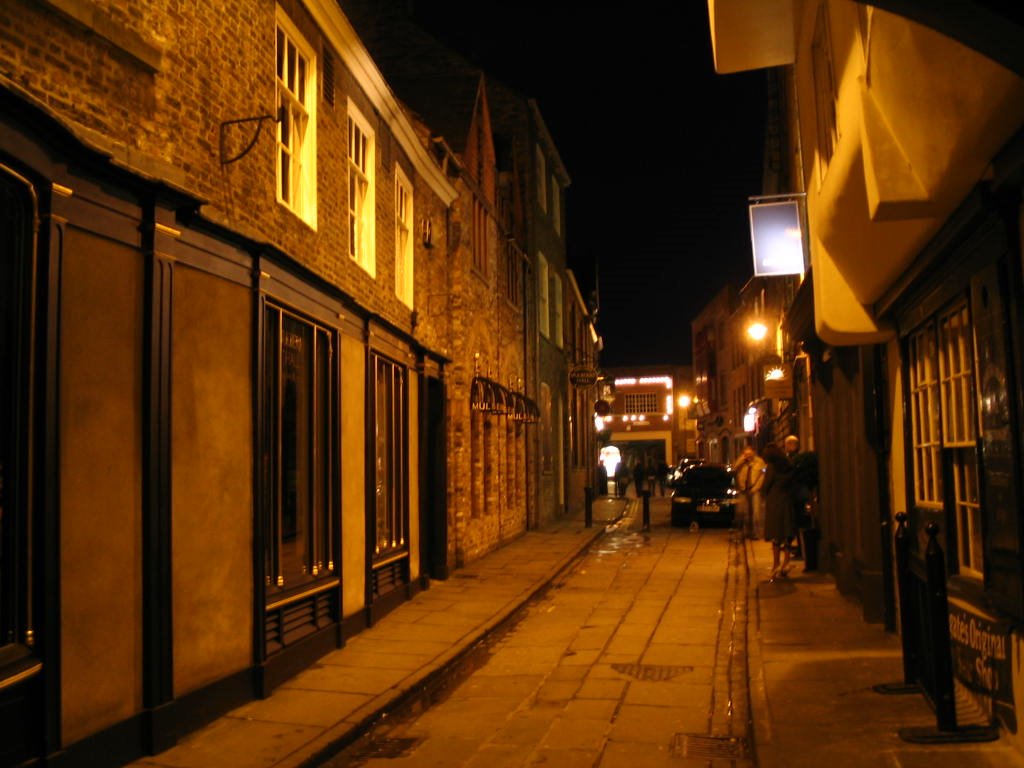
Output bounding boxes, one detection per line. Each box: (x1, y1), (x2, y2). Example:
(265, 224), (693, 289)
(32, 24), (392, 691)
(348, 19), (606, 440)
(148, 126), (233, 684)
(306, 0), (459, 205)
(527, 98), (570, 186)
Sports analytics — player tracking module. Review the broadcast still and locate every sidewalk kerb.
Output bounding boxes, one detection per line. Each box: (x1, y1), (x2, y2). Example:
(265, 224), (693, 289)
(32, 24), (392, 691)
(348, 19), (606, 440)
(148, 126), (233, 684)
(285, 506), (622, 768)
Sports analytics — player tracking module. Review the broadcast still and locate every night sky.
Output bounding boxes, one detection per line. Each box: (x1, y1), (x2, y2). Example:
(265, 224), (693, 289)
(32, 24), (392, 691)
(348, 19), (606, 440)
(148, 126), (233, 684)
(410, 1), (767, 367)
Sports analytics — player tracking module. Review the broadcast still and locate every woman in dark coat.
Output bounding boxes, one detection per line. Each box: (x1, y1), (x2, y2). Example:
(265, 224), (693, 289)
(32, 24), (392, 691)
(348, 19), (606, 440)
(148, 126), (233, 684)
(761, 442), (796, 580)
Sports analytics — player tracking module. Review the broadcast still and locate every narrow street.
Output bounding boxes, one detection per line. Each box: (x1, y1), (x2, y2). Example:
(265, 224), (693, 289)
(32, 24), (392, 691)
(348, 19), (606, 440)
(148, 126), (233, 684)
(322, 498), (754, 767)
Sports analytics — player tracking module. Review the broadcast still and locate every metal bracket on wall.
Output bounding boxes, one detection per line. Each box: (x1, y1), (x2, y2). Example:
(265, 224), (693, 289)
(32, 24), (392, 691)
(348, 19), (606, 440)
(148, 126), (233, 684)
(219, 108), (283, 165)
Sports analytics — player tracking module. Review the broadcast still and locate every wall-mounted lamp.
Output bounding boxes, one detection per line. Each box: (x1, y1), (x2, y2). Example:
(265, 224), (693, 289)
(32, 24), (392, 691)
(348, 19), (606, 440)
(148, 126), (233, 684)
(747, 321), (769, 342)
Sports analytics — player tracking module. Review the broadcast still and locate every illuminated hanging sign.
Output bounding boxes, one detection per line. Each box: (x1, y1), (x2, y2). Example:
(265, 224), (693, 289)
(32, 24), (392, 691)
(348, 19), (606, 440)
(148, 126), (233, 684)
(570, 365), (598, 388)
(749, 196), (806, 277)
(763, 365), (793, 399)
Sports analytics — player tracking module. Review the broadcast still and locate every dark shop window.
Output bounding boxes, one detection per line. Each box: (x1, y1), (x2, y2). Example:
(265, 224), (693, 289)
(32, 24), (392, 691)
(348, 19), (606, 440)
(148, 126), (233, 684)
(263, 304), (337, 596)
(0, 167), (35, 660)
(372, 354), (407, 560)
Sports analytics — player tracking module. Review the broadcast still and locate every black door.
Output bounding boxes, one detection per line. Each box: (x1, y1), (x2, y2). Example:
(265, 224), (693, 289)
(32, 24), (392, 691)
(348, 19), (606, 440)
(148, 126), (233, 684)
(421, 375), (448, 580)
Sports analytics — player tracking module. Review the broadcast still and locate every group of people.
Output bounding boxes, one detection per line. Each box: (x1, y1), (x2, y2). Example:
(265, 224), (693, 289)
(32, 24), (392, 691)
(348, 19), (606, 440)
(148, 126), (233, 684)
(608, 456), (670, 498)
(733, 435), (814, 581)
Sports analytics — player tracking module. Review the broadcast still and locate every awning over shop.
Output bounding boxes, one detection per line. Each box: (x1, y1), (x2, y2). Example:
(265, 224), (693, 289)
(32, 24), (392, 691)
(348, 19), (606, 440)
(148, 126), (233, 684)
(470, 376), (539, 423)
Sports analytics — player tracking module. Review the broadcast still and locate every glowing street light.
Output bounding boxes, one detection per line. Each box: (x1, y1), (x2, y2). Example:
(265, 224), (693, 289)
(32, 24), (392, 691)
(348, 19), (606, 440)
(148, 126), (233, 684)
(677, 394), (692, 409)
(747, 321), (769, 342)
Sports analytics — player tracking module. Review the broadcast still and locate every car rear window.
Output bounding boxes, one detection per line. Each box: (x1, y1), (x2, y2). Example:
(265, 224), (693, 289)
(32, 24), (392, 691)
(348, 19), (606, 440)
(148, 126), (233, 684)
(683, 466), (732, 486)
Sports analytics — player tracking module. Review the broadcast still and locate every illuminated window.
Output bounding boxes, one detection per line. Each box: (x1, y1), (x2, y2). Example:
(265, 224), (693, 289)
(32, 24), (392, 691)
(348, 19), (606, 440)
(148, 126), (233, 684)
(624, 393), (660, 414)
(909, 327), (942, 507)
(537, 251), (549, 338)
(939, 305), (982, 579)
(348, 102), (375, 275)
(908, 303), (982, 579)
(276, 10), (317, 227)
(262, 304), (336, 596)
(395, 167), (413, 308)
(372, 354), (408, 560)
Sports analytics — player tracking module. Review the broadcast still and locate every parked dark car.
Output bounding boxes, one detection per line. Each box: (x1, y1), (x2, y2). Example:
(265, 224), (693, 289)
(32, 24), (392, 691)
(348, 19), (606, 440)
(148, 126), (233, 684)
(666, 458), (701, 489)
(670, 463), (737, 527)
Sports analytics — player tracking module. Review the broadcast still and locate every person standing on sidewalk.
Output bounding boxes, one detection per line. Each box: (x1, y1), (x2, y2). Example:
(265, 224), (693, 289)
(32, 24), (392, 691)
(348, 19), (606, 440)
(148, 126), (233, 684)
(734, 445), (765, 538)
(615, 461), (630, 497)
(633, 459), (646, 498)
(762, 442), (796, 580)
(645, 457), (658, 496)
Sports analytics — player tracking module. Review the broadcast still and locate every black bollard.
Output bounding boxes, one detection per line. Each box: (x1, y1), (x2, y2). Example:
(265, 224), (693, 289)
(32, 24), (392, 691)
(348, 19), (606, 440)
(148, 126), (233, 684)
(923, 522), (957, 731)
(894, 512), (917, 687)
(584, 486), (593, 528)
(874, 512), (921, 696)
(642, 490), (650, 531)
(891, 522), (999, 745)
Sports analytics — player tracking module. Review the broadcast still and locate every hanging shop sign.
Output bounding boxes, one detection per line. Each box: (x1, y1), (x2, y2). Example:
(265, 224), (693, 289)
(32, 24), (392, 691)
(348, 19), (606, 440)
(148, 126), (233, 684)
(749, 195), (807, 277)
(763, 364), (793, 400)
(570, 365), (598, 388)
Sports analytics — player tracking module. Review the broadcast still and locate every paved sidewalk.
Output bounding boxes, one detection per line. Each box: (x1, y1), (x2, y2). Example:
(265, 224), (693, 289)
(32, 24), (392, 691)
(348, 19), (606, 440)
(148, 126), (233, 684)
(746, 538), (1024, 768)
(131, 495), (631, 768)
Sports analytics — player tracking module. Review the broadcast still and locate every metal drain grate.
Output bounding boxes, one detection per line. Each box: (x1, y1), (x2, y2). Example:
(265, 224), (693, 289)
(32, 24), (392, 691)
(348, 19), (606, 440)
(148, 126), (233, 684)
(671, 733), (749, 759)
(612, 663), (693, 681)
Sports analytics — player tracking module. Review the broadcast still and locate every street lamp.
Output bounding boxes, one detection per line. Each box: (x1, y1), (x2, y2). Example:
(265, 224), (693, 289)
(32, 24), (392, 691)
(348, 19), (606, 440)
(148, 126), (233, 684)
(747, 321), (769, 342)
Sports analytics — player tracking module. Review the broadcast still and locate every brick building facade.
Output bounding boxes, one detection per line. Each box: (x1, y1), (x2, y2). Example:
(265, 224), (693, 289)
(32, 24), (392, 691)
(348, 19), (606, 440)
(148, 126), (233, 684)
(0, 1), (587, 765)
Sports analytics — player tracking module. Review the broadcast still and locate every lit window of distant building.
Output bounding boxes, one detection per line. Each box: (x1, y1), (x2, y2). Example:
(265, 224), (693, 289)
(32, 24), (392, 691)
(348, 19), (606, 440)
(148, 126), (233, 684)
(624, 393), (660, 414)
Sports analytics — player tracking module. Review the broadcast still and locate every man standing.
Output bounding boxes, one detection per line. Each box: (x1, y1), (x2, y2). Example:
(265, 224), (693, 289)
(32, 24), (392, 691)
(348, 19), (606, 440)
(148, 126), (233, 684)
(734, 445), (765, 539)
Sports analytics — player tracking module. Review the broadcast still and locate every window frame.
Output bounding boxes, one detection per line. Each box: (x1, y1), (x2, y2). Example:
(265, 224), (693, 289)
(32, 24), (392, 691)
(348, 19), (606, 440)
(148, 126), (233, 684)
(504, 239), (523, 307)
(537, 251), (549, 339)
(624, 392), (660, 415)
(394, 166), (414, 308)
(472, 197), (488, 279)
(908, 325), (943, 509)
(535, 145), (547, 213)
(371, 353), (408, 562)
(550, 173), (561, 235)
(348, 100), (376, 276)
(907, 300), (984, 581)
(938, 304), (983, 579)
(261, 302), (338, 600)
(552, 271), (563, 349)
(275, 8), (317, 228)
